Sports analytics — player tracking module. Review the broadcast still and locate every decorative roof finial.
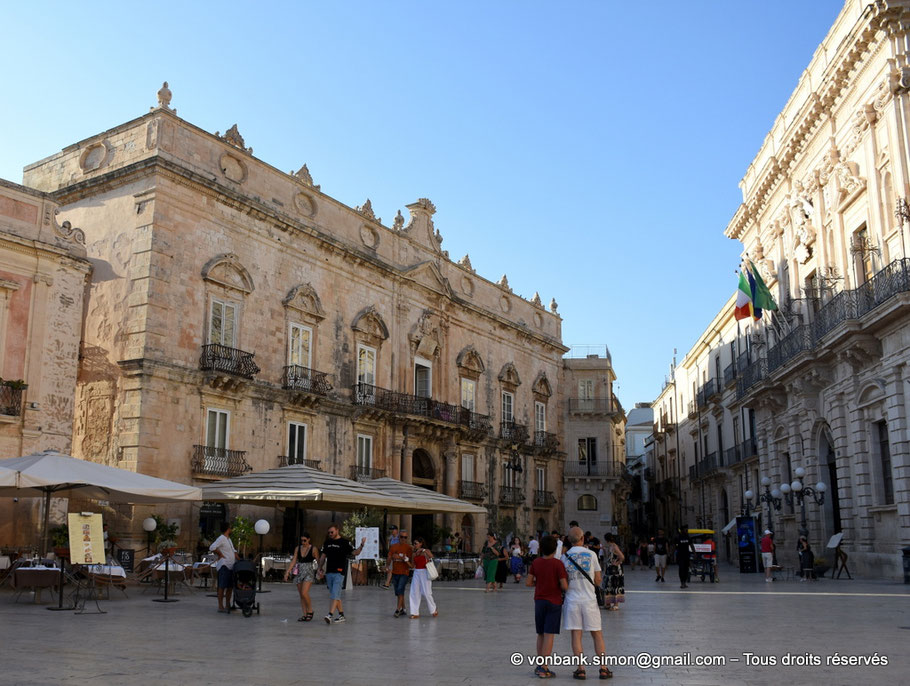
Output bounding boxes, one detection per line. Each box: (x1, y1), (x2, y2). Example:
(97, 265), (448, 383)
(293, 164), (320, 190)
(356, 199), (380, 224)
(216, 124), (253, 154)
(549, 298), (559, 314)
(393, 210), (405, 231)
(154, 81), (175, 113)
(498, 274), (510, 290)
(458, 254), (474, 271)
(531, 292), (542, 307)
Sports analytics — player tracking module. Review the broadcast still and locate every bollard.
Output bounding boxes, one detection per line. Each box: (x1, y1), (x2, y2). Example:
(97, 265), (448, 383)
(902, 547), (910, 584)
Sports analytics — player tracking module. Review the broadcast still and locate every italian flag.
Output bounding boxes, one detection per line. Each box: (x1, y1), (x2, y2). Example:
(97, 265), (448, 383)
(734, 271), (754, 321)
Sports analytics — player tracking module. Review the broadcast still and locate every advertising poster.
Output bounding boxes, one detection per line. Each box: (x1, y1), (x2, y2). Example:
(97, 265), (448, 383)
(355, 526), (380, 560)
(68, 512), (105, 565)
(736, 516), (757, 573)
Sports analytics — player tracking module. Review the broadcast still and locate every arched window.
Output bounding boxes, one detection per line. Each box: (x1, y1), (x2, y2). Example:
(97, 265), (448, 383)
(577, 494), (597, 511)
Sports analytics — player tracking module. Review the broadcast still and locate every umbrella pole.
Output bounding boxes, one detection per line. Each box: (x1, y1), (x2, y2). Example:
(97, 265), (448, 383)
(42, 490), (51, 557)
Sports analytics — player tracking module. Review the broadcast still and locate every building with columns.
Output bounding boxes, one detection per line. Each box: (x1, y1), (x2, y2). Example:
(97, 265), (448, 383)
(651, 0), (910, 578)
(20, 86), (567, 552)
(0, 179), (92, 547)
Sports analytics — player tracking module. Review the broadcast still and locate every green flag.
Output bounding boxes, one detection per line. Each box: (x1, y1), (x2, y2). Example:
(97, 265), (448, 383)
(749, 261), (778, 311)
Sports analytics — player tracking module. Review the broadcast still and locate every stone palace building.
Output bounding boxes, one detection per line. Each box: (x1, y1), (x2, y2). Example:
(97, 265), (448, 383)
(650, 0), (910, 578)
(19, 85), (569, 551)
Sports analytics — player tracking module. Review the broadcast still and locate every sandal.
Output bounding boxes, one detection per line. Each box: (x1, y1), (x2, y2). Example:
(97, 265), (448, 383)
(303, 612), (314, 621)
(599, 667), (612, 679)
(297, 615), (307, 622)
(573, 668), (586, 680)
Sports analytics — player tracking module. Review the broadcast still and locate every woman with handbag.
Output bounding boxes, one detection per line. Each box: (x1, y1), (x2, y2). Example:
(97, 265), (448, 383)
(283, 532), (316, 621)
(408, 536), (438, 618)
(602, 533), (625, 611)
(481, 532), (501, 592)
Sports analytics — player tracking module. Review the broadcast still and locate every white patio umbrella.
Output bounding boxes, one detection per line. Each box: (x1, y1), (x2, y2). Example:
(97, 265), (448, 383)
(0, 450), (203, 553)
(199, 464), (412, 511)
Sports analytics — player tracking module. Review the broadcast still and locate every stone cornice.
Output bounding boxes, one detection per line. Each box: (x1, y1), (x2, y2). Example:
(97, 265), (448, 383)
(725, 1), (910, 241)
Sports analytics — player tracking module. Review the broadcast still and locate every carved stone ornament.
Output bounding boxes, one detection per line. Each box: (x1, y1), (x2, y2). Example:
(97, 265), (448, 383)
(155, 81), (175, 112)
(461, 276), (474, 297)
(293, 164), (320, 190)
(356, 199), (380, 224)
(393, 210), (404, 231)
(79, 141), (112, 173)
(532, 372), (552, 398)
(499, 295), (511, 313)
(838, 335), (882, 372)
(409, 310), (442, 358)
(817, 142), (841, 186)
(202, 253), (255, 294)
(890, 65), (910, 94)
(283, 283), (325, 321)
(220, 154), (248, 183)
(835, 161), (865, 201)
(458, 254), (474, 272)
(456, 345), (485, 375)
(360, 225), (379, 249)
(549, 298), (558, 314)
(351, 305), (389, 341)
(294, 191), (317, 217)
(497, 274), (511, 291)
(216, 124), (252, 154)
(531, 292), (543, 308)
(534, 312), (543, 329)
(53, 210), (86, 246)
(794, 242), (811, 265)
(498, 362), (521, 388)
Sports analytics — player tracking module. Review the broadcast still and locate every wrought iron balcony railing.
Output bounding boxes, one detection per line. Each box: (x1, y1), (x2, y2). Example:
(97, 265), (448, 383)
(459, 480), (487, 501)
(563, 460), (625, 478)
(687, 400), (697, 419)
(500, 421), (529, 443)
(533, 490), (557, 508)
(199, 344), (260, 379)
(767, 325), (812, 373)
(499, 486), (525, 505)
(740, 437), (757, 460)
(567, 397), (613, 413)
(352, 383), (490, 432)
(723, 363), (737, 387)
(191, 445), (251, 478)
(724, 444), (742, 466)
(350, 465), (386, 481)
(533, 430), (559, 451)
(278, 455), (322, 469)
(0, 381), (26, 416)
(282, 365), (331, 395)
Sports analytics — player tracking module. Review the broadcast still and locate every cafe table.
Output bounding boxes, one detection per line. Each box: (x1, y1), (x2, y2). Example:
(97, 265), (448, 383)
(13, 565), (61, 604)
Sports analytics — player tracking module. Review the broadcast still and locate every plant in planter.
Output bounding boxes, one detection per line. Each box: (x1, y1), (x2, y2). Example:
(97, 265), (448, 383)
(152, 515), (180, 554)
(230, 516), (255, 558)
(50, 524), (70, 558)
(813, 556), (830, 578)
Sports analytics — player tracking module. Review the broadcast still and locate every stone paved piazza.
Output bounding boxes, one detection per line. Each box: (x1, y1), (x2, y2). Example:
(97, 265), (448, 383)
(1, 566), (908, 685)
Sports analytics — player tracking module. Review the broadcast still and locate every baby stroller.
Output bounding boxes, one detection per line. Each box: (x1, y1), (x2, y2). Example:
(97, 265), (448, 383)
(233, 559), (260, 617)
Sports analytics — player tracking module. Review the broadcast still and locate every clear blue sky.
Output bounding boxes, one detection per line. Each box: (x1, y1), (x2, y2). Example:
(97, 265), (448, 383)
(1, 1), (844, 409)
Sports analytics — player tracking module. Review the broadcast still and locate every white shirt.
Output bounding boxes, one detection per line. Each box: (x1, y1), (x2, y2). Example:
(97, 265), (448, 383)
(209, 534), (236, 570)
(555, 539), (564, 559)
(563, 546), (601, 605)
(528, 539), (540, 556)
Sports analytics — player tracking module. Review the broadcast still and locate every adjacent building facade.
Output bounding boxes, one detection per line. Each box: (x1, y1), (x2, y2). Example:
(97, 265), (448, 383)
(561, 348), (629, 541)
(649, 0), (910, 578)
(22, 91), (568, 552)
(0, 179), (92, 547)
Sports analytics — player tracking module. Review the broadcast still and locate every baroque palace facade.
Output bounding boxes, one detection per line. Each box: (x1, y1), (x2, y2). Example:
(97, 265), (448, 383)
(20, 86), (568, 551)
(651, 0), (910, 578)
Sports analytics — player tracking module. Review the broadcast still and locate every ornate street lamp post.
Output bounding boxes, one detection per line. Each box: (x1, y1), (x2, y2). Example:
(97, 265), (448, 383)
(778, 467), (826, 538)
(757, 476), (782, 532)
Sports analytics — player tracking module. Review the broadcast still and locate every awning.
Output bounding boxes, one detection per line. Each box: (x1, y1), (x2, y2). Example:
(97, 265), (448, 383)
(721, 518), (737, 535)
(364, 477), (487, 514)
(199, 464), (412, 511)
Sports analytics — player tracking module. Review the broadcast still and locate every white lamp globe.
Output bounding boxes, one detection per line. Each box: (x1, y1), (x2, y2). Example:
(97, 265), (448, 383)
(760, 476), (771, 487)
(142, 517), (157, 532)
(779, 483), (791, 494)
(254, 519), (270, 535)
(815, 482), (827, 493)
(794, 466), (806, 479)
(791, 480), (803, 492)
(744, 490), (754, 501)
(771, 488), (782, 499)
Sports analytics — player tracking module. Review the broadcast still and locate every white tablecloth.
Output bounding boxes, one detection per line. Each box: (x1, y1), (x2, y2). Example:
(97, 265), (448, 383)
(85, 564), (127, 578)
(262, 557), (290, 574)
(0, 555), (10, 571)
(153, 561), (186, 572)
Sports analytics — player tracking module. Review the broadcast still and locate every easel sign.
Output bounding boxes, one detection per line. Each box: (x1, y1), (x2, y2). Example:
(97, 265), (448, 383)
(68, 513), (104, 565)
(355, 527), (380, 561)
(826, 532), (852, 579)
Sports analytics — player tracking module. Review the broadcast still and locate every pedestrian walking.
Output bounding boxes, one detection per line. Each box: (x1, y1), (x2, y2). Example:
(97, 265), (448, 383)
(647, 538), (655, 569)
(496, 538), (509, 589)
(387, 528), (413, 617)
(676, 527), (695, 589)
(527, 535), (540, 559)
(526, 535), (568, 679)
(761, 530), (776, 583)
(284, 532), (316, 621)
(602, 533), (625, 610)
(209, 521), (237, 614)
(381, 524), (401, 589)
(653, 530), (668, 582)
(562, 527), (611, 679)
(798, 536), (815, 581)
(481, 532), (502, 592)
(316, 524), (366, 624)
(408, 536), (438, 618)
(510, 537), (525, 583)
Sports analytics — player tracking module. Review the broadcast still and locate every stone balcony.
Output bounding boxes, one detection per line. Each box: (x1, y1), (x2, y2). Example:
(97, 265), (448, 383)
(191, 445), (251, 478)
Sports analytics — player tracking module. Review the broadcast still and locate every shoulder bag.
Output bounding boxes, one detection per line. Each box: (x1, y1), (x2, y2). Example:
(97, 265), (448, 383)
(565, 552), (605, 607)
(424, 554), (439, 581)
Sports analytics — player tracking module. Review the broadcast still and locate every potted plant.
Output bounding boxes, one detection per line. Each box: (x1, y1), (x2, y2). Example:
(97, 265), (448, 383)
(153, 517), (180, 555)
(230, 516), (254, 558)
(50, 524), (70, 559)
